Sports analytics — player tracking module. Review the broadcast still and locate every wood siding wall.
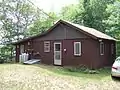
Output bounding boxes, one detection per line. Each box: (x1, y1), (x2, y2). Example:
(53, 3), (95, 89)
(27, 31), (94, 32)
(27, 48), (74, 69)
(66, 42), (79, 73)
(15, 23), (116, 68)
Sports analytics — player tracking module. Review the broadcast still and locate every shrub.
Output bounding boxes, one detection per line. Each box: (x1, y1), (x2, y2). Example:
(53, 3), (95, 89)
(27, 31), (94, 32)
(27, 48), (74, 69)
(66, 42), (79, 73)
(65, 65), (99, 74)
(0, 59), (4, 64)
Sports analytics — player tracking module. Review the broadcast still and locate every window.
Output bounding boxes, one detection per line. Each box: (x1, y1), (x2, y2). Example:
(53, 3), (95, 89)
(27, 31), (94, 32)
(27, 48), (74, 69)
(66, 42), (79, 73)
(74, 42), (81, 56)
(100, 42), (104, 55)
(55, 44), (60, 51)
(111, 44), (114, 54)
(28, 42), (30, 45)
(44, 41), (50, 52)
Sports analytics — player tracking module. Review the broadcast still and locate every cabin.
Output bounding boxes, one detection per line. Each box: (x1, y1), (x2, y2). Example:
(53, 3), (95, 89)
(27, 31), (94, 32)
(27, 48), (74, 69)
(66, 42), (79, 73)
(13, 20), (116, 69)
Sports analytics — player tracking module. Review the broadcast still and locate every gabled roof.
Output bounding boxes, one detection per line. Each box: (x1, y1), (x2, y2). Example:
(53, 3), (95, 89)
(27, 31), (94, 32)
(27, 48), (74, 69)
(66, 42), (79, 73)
(13, 19), (116, 45)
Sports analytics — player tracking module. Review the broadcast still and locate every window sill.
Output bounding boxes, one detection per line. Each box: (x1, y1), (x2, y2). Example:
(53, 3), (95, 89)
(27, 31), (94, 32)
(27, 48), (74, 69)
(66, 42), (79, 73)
(74, 54), (81, 56)
(44, 51), (50, 53)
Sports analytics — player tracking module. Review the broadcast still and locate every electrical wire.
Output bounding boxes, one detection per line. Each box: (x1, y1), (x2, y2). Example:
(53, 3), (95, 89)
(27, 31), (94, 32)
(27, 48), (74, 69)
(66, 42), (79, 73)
(27, 0), (55, 20)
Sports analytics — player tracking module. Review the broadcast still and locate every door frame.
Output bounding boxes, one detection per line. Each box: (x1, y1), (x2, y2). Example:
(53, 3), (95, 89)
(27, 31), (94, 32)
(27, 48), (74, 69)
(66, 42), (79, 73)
(54, 42), (62, 65)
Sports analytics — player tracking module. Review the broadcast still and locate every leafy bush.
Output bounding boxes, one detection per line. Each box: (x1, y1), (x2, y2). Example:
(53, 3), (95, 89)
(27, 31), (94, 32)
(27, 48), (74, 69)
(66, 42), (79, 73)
(65, 65), (99, 74)
(0, 59), (4, 64)
(0, 45), (15, 63)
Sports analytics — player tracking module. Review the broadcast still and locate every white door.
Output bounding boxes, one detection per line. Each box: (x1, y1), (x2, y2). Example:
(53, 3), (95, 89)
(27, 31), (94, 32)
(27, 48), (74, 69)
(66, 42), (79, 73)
(54, 42), (62, 65)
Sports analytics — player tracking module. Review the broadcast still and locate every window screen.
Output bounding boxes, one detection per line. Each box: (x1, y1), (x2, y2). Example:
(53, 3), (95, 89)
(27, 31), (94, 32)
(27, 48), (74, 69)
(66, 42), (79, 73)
(100, 42), (104, 55)
(44, 41), (50, 52)
(74, 42), (81, 56)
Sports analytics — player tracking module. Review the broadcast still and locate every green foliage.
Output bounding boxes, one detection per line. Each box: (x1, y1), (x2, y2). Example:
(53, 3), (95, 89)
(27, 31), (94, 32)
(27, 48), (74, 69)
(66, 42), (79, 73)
(104, 1), (120, 39)
(27, 12), (58, 36)
(60, 4), (80, 21)
(0, 0), (43, 44)
(64, 66), (111, 74)
(65, 65), (99, 74)
(73, 0), (115, 32)
(0, 45), (15, 63)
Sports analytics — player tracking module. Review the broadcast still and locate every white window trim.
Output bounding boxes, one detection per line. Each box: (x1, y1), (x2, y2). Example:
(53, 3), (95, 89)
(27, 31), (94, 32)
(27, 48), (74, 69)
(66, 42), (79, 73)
(100, 42), (104, 55)
(44, 41), (50, 52)
(74, 42), (81, 56)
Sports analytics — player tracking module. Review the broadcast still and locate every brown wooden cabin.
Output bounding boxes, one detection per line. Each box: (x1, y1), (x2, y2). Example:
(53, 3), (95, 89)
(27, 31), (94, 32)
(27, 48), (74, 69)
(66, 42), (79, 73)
(13, 20), (116, 69)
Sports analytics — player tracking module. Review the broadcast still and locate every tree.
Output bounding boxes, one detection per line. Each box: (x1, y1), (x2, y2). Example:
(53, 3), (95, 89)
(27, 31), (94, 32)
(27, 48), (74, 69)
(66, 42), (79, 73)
(0, 0), (53, 62)
(27, 12), (58, 36)
(73, 0), (115, 33)
(60, 4), (79, 21)
(0, 0), (38, 44)
(104, 1), (120, 39)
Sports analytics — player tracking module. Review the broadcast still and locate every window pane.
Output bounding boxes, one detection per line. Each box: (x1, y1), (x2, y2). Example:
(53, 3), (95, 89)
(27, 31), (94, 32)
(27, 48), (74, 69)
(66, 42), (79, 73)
(111, 44), (114, 54)
(44, 41), (50, 52)
(55, 44), (60, 51)
(100, 42), (104, 55)
(75, 43), (80, 54)
(74, 42), (81, 56)
(55, 52), (60, 60)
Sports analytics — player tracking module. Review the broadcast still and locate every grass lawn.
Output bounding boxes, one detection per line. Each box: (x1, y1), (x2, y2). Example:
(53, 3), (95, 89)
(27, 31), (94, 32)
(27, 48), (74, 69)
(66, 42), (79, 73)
(0, 64), (120, 90)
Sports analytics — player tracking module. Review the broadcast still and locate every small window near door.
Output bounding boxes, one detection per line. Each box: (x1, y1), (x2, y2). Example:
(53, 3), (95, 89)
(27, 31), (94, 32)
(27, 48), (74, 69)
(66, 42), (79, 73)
(74, 42), (81, 56)
(44, 41), (50, 52)
(100, 42), (104, 55)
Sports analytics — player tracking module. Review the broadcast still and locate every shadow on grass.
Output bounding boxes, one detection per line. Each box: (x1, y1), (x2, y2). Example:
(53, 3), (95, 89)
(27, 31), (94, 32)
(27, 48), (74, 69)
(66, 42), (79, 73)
(111, 76), (120, 82)
(32, 64), (112, 80)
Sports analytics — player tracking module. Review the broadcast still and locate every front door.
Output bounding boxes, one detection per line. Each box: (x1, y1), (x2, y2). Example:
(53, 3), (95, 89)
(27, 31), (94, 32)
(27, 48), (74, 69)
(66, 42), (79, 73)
(54, 42), (62, 65)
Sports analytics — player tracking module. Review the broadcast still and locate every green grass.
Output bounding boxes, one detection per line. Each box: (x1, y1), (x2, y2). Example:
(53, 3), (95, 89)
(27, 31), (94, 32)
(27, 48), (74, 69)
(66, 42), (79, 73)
(0, 64), (120, 90)
(34, 64), (112, 81)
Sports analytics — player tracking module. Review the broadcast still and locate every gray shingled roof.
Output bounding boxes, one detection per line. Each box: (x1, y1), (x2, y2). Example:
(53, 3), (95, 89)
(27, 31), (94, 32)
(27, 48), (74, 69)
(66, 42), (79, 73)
(62, 20), (116, 41)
